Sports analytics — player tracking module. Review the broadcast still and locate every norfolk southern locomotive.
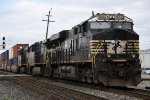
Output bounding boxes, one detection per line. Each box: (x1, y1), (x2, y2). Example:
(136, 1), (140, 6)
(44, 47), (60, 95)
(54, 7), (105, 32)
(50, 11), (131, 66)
(1, 13), (141, 86)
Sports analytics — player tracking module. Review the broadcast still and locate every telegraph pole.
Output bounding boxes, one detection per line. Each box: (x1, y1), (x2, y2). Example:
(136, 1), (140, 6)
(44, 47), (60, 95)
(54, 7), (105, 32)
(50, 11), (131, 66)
(42, 9), (55, 76)
(42, 8), (55, 40)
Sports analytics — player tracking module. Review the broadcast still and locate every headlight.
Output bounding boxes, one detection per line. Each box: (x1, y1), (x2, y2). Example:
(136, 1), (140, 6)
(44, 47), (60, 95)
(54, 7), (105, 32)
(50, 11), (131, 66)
(132, 54), (135, 58)
(107, 54), (111, 58)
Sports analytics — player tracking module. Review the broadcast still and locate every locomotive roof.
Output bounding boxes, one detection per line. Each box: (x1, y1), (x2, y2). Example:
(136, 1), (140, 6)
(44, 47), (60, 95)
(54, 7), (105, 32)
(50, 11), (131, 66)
(78, 13), (133, 26)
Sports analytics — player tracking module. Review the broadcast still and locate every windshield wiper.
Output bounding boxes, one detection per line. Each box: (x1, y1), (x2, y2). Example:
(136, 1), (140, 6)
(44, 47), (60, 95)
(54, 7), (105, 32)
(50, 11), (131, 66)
(120, 19), (127, 29)
(112, 19), (120, 28)
(96, 20), (111, 25)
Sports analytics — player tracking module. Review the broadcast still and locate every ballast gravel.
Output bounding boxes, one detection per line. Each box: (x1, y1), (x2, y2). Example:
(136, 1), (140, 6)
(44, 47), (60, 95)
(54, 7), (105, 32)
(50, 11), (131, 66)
(38, 78), (143, 100)
(0, 79), (46, 100)
(0, 70), (148, 100)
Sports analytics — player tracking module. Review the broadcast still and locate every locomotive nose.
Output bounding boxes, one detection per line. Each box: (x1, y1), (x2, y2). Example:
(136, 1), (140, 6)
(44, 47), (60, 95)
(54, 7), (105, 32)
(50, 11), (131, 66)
(91, 29), (139, 57)
(92, 29), (139, 40)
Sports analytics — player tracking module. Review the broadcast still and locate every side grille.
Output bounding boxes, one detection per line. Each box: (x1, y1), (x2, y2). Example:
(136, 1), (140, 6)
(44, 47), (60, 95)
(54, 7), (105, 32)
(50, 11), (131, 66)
(90, 40), (105, 54)
(90, 40), (139, 54)
(123, 40), (139, 54)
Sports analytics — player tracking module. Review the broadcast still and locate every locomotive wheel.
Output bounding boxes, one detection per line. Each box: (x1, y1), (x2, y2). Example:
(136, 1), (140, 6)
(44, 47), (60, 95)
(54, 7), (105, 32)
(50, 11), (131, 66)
(27, 67), (32, 75)
(87, 77), (93, 83)
(19, 67), (27, 74)
(17, 67), (20, 73)
(93, 78), (98, 84)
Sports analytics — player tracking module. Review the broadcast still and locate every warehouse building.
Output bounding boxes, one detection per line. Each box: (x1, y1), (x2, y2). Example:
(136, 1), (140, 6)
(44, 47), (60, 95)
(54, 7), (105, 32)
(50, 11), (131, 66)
(140, 49), (150, 74)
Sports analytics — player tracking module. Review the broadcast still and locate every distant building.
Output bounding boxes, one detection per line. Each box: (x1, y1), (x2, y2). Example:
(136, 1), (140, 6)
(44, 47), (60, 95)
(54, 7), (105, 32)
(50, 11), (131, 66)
(140, 49), (150, 68)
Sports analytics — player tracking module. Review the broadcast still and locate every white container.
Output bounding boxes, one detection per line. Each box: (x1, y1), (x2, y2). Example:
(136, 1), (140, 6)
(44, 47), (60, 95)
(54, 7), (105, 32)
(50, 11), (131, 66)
(9, 48), (11, 59)
(11, 47), (13, 59)
(8, 47), (13, 59)
(140, 50), (150, 68)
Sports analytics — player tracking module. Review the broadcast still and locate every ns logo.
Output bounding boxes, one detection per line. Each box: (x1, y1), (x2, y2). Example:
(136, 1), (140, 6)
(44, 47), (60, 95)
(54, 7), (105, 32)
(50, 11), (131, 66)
(112, 41), (122, 51)
(108, 40), (127, 54)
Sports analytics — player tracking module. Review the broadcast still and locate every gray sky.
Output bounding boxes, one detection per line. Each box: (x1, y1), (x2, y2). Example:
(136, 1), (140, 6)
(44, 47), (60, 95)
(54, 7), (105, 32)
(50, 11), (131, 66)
(0, 0), (150, 52)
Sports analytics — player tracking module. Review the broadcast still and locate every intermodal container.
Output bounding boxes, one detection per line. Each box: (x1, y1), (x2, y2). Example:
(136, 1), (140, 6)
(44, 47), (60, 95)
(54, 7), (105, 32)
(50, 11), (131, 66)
(13, 44), (29, 59)
(9, 48), (13, 59)
(2, 60), (5, 65)
(9, 59), (13, 65)
(2, 52), (5, 61)
(2, 60), (5, 70)
(5, 50), (9, 60)
(13, 58), (18, 65)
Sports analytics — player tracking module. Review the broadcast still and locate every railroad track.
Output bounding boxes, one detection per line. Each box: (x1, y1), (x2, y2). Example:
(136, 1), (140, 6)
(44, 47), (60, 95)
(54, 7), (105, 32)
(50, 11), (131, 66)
(7, 76), (106, 100)
(1, 70), (150, 99)
(38, 77), (150, 100)
(80, 83), (150, 100)
(125, 87), (150, 99)
(11, 76), (150, 100)
(48, 77), (150, 100)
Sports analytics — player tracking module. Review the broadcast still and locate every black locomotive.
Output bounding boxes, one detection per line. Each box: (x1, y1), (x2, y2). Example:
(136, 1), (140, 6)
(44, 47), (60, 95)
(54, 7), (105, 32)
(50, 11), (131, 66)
(4, 13), (142, 86)
(42, 13), (141, 86)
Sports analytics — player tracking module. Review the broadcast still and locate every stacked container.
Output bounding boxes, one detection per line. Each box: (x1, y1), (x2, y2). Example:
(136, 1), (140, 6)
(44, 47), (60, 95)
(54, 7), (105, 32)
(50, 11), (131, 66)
(5, 50), (10, 71)
(2, 52), (6, 70)
(9, 48), (13, 59)
(13, 44), (29, 59)
(5, 50), (9, 62)
(9, 47), (13, 67)
(11, 44), (29, 72)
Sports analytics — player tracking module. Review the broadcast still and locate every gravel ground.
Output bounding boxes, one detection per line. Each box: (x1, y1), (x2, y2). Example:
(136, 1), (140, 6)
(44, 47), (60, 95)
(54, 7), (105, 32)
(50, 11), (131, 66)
(141, 73), (150, 79)
(137, 81), (150, 88)
(0, 79), (46, 100)
(38, 78), (143, 100)
(137, 74), (150, 88)
(0, 70), (148, 100)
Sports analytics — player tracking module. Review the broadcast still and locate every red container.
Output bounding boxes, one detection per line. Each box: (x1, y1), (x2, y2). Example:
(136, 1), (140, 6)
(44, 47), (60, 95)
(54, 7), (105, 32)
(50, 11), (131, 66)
(13, 44), (29, 59)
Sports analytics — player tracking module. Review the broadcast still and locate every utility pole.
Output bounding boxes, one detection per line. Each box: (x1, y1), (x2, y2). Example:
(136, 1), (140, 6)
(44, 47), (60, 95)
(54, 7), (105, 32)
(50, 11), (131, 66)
(42, 8), (55, 40)
(42, 9), (55, 76)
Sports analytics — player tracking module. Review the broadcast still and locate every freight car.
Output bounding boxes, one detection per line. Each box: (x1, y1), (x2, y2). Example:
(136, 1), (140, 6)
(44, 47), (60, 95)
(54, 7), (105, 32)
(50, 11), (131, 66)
(0, 44), (29, 73)
(0, 13), (141, 86)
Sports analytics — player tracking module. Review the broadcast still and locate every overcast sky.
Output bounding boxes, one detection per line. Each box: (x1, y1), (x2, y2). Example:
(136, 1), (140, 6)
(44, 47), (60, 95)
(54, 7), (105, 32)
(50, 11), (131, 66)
(0, 0), (150, 52)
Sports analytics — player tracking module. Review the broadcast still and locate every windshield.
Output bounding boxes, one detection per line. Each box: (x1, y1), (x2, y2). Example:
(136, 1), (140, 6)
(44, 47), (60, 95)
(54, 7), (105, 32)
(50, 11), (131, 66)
(90, 21), (132, 30)
(90, 22), (111, 29)
(113, 22), (132, 29)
